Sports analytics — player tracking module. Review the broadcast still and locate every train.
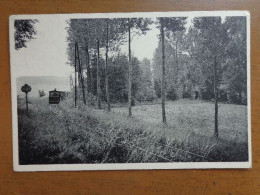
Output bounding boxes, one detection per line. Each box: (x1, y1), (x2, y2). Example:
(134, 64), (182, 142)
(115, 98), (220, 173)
(49, 89), (69, 104)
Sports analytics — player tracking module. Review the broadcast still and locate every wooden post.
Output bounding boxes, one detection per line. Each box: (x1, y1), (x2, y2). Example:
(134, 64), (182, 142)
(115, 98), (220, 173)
(21, 84), (31, 116)
(25, 92), (29, 117)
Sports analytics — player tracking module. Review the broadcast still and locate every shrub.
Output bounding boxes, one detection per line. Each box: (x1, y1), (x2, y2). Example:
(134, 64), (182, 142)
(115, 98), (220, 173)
(166, 86), (177, 100)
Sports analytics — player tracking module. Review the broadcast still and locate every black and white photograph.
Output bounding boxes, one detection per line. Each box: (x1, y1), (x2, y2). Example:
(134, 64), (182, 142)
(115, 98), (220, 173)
(9, 11), (251, 171)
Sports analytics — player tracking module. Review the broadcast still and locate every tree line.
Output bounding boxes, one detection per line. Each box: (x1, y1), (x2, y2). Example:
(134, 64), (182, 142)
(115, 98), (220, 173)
(66, 16), (247, 137)
(67, 18), (152, 115)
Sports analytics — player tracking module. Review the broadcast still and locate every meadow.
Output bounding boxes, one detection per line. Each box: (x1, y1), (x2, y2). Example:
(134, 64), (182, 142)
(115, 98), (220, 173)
(17, 96), (248, 164)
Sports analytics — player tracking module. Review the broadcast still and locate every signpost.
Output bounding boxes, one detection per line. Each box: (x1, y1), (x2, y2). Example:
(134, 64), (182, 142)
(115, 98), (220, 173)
(21, 84), (32, 116)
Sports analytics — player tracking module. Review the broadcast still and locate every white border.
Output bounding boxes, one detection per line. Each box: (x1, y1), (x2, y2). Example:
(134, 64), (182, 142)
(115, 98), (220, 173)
(9, 11), (251, 172)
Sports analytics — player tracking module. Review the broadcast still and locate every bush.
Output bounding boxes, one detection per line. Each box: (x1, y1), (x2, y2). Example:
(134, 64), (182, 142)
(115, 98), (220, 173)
(136, 88), (156, 103)
(227, 90), (247, 105)
(154, 80), (161, 98)
(166, 86), (177, 100)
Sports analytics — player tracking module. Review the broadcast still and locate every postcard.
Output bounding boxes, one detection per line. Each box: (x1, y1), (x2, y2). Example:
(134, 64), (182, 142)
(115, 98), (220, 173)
(9, 11), (251, 171)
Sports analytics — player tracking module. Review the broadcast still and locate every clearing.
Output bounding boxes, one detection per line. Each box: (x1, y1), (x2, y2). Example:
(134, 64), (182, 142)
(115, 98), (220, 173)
(112, 100), (248, 143)
(17, 97), (249, 164)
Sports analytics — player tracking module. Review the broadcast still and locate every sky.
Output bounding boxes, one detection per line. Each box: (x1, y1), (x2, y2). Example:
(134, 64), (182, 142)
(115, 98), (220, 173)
(12, 16), (71, 77)
(12, 15), (193, 77)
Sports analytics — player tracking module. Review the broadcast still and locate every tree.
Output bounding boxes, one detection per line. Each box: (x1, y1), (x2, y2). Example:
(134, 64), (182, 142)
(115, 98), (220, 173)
(67, 19), (107, 108)
(97, 18), (123, 110)
(67, 18), (128, 110)
(136, 58), (155, 102)
(105, 19), (111, 111)
(159, 18), (167, 123)
(115, 18), (152, 116)
(109, 54), (129, 103)
(223, 16), (247, 104)
(157, 17), (186, 123)
(87, 19), (107, 109)
(14, 19), (38, 50)
(102, 18), (127, 111)
(96, 39), (101, 109)
(67, 19), (88, 107)
(75, 42), (86, 105)
(192, 17), (229, 137)
(85, 41), (92, 93)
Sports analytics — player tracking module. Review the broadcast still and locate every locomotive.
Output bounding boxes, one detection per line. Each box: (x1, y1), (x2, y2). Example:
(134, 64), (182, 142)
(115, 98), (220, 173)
(49, 89), (69, 104)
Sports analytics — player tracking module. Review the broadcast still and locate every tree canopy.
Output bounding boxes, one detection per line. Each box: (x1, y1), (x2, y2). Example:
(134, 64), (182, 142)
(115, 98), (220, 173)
(14, 19), (38, 50)
(66, 16), (247, 109)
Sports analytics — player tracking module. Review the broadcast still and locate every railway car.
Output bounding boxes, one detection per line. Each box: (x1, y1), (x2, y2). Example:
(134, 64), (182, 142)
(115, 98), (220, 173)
(49, 89), (61, 104)
(49, 89), (69, 104)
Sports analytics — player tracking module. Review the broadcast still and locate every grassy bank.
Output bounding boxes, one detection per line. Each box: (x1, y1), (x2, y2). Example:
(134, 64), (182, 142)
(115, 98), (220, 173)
(18, 97), (248, 164)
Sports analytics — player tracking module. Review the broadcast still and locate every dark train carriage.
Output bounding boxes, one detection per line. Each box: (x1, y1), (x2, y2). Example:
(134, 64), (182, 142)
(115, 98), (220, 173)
(49, 89), (69, 104)
(49, 89), (61, 104)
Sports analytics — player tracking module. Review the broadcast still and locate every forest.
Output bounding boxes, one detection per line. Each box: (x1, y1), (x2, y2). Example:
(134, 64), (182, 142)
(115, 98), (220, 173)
(66, 16), (247, 136)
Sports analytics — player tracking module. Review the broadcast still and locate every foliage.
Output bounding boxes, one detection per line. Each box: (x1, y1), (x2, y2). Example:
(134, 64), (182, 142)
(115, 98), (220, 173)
(152, 39), (191, 100)
(135, 58), (156, 102)
(14, 19), (38, 50)
(154, 80), (161, 98)
(223, 17), (247, 104)
(66, 18), (155, 105)
(152, 16), (247, 104)
(166, 85), (177, 100)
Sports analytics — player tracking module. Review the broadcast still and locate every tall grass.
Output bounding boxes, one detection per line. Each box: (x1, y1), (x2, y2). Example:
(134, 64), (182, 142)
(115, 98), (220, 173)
(18, 97), (248, 164)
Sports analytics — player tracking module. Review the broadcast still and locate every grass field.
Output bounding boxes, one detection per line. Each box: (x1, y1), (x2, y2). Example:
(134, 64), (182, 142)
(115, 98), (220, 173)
(112, 100), (248, 143)
(17, 96), (249, 164)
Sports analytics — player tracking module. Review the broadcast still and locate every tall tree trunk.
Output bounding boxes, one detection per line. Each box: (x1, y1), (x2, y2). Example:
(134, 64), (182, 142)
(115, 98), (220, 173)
(90, 55), (94, 96)
(74, 43), (77, 108)
(85, 42), (91, 94)
(105, 19), (111, 112)
(175, 37), (178, 74)
(75, 43), (86, 105)
(128, 20), (132, 117)
(97, 39), (101, 109)
(112, 59), (116, 103)
(214, 56), (218, 137)
(160, 19), (166, 123)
